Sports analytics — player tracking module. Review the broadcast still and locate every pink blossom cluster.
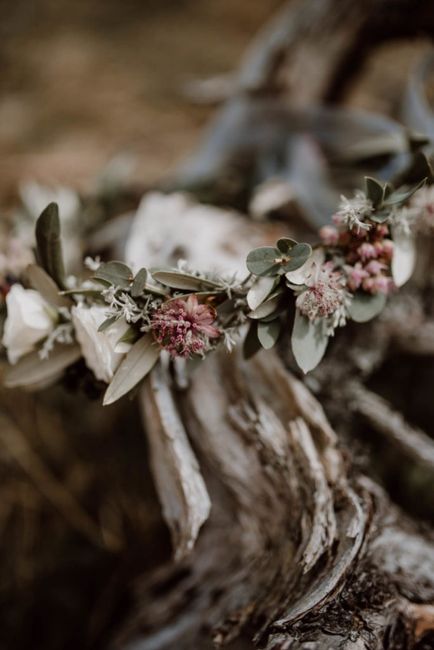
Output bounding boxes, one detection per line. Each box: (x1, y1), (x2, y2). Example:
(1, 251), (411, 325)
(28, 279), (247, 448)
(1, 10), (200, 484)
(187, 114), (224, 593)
(319, 220), (394, 296)
(151, 294), (220, 358)
(296, 262), (349, 323)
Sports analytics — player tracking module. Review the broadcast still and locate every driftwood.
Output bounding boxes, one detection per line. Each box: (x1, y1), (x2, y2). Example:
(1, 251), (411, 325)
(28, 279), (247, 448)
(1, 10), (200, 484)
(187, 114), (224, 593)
(109, 2), (434, 649)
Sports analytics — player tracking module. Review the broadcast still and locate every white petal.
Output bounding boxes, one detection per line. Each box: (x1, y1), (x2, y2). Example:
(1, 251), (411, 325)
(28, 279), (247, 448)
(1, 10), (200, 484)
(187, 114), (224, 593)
(391, 229), (416, 287)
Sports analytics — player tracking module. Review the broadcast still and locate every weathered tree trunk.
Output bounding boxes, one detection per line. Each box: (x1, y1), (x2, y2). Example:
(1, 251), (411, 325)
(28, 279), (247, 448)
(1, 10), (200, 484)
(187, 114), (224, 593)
(112, 2), (434, 648)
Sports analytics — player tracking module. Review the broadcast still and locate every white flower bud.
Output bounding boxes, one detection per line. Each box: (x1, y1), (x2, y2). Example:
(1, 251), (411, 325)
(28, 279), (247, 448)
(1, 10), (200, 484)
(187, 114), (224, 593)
(71, 304), (131, 383)
(2, 284), (56, 364)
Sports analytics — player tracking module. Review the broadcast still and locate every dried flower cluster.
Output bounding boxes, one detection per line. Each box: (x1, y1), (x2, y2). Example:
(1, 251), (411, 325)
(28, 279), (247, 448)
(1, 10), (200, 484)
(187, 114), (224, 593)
(1, 166), (432, 404)
(320, 215), (394, 297)
(151, 295), (220, 358)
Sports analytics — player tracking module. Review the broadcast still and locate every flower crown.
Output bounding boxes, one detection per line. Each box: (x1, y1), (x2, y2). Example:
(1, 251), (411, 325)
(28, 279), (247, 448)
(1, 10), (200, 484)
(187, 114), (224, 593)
(1, 156), (433, 405)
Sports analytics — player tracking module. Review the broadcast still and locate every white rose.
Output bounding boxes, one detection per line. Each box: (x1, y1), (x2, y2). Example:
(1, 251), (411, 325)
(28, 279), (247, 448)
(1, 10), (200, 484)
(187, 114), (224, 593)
(2, 284), (56, 364)
(71, 304), (131, 383)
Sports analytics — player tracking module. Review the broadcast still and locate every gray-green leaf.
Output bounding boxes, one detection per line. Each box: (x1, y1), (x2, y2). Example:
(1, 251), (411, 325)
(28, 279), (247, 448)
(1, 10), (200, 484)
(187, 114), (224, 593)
(391, 229), (416, 287)
(131, 268), (148, 297)
(4, 344), (81, 389)
(383, 178), (426, 207)
(257, 319), (281, 350)
(246, 276), (279, 310)
(281, 243), (312, 273)
(246, 247), (281, 277)
(291, 311), (329, 373)
(151, 270), (221, 291)
(94, 261), (132, 288)
(365, 176), (384, 208)
(35, 203), (66, 289)
(248, 290), (283, 319)
(348, 292), (386, 323)
(25, 264), (71, 308)
(243, 321), (262, 360)
(103, 334), (160, 405)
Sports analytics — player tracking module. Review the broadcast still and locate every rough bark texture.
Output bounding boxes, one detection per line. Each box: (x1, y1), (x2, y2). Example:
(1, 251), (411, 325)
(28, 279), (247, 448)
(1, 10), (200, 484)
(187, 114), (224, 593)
(111, 1), (434, 649)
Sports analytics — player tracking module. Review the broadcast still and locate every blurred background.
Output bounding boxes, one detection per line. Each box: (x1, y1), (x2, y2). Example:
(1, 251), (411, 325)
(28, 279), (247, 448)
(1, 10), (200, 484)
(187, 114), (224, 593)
(1, 2), (434, 649)
(0, 0), (282, 200)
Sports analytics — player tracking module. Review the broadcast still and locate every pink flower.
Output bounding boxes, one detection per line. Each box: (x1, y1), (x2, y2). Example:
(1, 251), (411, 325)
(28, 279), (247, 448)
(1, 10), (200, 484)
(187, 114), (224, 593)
(374, 239), (393, 259)
(345, 263), (369, 291)
(362, 275), (394, 295)
(319, 225), (339, 246)
(357, 242), (377, 261)
(374, 224), (389, 238)
(365, 260), (386, 275)
(296, 262), (349, 321)
(151, 295), (220, 358)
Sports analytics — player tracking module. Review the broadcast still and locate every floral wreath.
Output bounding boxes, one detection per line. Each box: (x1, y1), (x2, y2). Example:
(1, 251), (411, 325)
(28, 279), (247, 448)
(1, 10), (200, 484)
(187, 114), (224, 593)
(1, 155), (433, 405)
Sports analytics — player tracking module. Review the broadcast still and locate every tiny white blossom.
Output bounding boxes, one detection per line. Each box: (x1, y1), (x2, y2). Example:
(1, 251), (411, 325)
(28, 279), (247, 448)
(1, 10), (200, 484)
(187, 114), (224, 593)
(84, 256), (101, 271)
(39, 323), (74, 360)
(335, 191), (373, 233)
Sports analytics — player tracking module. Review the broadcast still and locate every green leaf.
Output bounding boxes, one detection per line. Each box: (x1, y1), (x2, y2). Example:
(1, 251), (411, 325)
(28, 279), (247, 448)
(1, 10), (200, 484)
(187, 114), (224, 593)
(243, 321), (262, 360)
(103, 334), (160, 405)
(25, 264), (71, 308)
(94, 261), (132, 288)
(131, 268), (148, 297)
(383, 182), (394, 199)
(248, 290), (283, 319)
(246, 276), (279, 311)
(383, 178), (426, 207)
(117, 326), (140, 346)
(281, 243), (312, 273)
(35, 203), (66, 289)
(98, 315), (119, 332)
(370, 210), (391, 224)
(4, 344), (81, 389)
(257, 319), (281, 350)
(348, 292), (386, 323)
(365, 177), (384, 208)
(151, 269), (221, 291)
(291, 311), (329, 373)
(246, 247), (281, 277)
(276, 238), (298, 254)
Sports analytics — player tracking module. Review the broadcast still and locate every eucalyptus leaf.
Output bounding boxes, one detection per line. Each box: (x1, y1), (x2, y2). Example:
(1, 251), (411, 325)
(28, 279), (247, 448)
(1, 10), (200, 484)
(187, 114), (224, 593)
(365, 176), (384, 208)
(35, 202), (66, 289)
(246, 276), (279, 310)
(25, 264), (71, 308)
(257, 319), (281, 350)
(246, 246), (281, 277)
(4, 344), (81, 389)
(248, 290), (283, 319)
(348, 291), (386, 323)
(117, 326), (140, 346)
(281, 243), (312, 273)
(131, 268), (148, 297)
(383, 178), (426, 207)
(276, 238), (298, 254)
(151, 270), (221, 291)
(391, 229), (416, 287)
(243, 321), (262, 360)
(98, 315), (119, 332)
(291, 311), (329, 374)
(94, 261), (132, 288)
(370, 210), (391, 224)
(103, 334), (160, 405)
(394, 151), (433, 186)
